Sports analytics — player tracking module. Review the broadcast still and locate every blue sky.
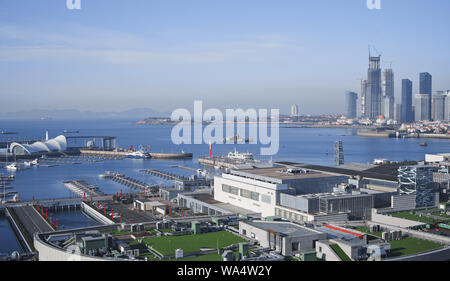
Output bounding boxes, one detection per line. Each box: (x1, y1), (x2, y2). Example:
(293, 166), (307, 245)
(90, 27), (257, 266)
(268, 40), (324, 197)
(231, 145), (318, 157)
(0, 0), (449, 114)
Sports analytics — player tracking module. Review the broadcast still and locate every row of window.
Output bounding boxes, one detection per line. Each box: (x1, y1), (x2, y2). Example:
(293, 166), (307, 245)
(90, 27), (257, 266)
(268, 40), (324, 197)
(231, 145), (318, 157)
(222, 184), (260, 202)
(275, 208), (308, 222)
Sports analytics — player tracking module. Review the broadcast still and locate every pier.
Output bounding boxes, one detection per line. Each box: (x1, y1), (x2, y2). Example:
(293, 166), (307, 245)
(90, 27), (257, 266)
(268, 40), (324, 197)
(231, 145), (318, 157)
(100, 171), (154, 192)
(63, 180), (105, 198)
(198, 156), (238, 169)
(140, 169), (190, 181)
(80, 149), (192, 159)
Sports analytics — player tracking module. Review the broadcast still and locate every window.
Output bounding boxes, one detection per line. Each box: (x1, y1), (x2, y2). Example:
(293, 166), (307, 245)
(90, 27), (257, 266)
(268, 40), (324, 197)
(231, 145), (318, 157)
(242, 229), (247, 236)
(239, 188), (259, 201)
(261, 194), (271, 204)
(292, 242), (299, 251)
(222, 184), (238, 195)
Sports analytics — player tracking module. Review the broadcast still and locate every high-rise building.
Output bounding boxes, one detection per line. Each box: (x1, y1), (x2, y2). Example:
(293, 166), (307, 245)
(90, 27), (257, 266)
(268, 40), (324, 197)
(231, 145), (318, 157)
(444, 91), (450, 121)
(334, 141), (344, 167)
(394, 103), (402, 123)
(290, 104), (298, 117)
(360, 80), (367, 118)
(382, 69), (394, 119)
(419, 72), (432, 120)
(415, 94), (431, 121)
(398, 165), (437, 208)
(363, 56), (382, 119)
(345, 91), (358, 118)
(401, 79), (413, 123)
(432, 92), (446, 121)
(382, 96), (394, 119)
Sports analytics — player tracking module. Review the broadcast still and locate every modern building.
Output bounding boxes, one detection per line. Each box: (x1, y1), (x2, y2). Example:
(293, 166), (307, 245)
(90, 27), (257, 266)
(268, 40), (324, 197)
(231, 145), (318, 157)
(278, 191), (374, 221)
(178, 190), (257, 216)
(213, 167), (348, 217)
(444, 91), (450, 121)
(290, 104), (299, 117)
(414, 94), (431, 121)
(360, 79), (367, 118)
(345, 91), (358, 119)
(238, 220), (327, 256)
(401, 79), (413, 123)
(419, 72), (432, 120)
(432, 92), (447, 121)
(394, 103), (402, 123)
(363, 55), (382, 119)
(334, 141), (344, 167)
(398, 165), (438, 208)
(9, 135), (67, 156)
(382, 69), (394, 119)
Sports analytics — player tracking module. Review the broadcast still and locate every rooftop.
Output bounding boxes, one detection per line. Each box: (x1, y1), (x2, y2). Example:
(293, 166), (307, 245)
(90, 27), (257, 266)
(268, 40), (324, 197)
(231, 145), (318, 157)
(277, 162), (400, 182)
(243, 220), (321, 237)
(231, 167), (334, 182)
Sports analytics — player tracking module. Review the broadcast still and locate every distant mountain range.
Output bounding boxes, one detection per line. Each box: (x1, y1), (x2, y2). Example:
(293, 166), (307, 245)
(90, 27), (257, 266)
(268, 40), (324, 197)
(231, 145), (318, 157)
(0, 108), (171, 120)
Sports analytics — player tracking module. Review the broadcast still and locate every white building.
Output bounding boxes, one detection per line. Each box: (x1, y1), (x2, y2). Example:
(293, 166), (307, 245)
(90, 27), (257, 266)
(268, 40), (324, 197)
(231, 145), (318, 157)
(290, 104), (298, 117)
(214, 167), (347, 218)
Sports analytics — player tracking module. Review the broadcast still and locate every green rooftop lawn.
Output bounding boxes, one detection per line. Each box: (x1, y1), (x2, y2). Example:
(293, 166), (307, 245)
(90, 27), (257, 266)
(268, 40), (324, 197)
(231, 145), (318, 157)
(159, 228), (174, 233)
(388, 237), (444, 258)
(390, 211), (440, 224)
(354, 226), (382, 238)
(142, 231), (247, 256)
(330, 244), (351, 261)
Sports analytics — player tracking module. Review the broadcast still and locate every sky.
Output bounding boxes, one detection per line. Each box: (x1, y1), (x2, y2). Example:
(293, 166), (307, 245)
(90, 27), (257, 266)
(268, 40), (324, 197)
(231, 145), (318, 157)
(0, 0), (449, 115)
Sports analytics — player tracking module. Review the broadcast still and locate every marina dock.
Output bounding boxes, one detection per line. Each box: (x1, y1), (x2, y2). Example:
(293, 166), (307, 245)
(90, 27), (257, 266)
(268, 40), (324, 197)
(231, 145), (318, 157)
(140, 169), (191, 181)
(100, 171), (154, 192)
(63, 180), (105, 198)
(80, 149), (192, 159)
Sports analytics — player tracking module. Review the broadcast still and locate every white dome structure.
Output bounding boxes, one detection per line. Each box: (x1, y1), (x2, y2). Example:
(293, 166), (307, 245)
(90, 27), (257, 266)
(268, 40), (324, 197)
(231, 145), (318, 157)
(10, 135), (67, 155)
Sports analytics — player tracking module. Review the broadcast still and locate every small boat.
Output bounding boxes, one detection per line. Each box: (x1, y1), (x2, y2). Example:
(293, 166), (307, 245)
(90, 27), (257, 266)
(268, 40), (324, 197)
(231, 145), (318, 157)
(420, 141), (428, 147)
(31, 159), (39, 166)
(5, 163), (18, 171)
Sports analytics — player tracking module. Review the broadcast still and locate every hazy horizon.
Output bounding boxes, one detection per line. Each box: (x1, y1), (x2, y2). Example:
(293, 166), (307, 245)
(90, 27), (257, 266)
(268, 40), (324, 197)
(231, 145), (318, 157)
(1, 0), (450, 116)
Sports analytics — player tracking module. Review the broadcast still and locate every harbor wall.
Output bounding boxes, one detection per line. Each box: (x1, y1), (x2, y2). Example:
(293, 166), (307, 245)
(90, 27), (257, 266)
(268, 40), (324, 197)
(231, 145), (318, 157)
(81, 202), (114, 225)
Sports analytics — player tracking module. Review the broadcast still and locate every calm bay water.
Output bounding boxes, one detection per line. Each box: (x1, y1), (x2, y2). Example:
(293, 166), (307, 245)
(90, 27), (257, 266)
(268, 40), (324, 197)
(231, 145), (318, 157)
(1, 118), (449, 254)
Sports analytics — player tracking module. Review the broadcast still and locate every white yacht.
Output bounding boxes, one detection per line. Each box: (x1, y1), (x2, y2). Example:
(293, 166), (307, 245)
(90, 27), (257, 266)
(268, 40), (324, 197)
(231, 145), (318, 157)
(227, 149), (254, 161)
(5, 163), (18, 171)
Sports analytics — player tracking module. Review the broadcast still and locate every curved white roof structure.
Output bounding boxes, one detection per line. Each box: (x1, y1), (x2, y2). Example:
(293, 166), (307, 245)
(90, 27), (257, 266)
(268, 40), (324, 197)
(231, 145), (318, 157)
(10, 135), (67, 155)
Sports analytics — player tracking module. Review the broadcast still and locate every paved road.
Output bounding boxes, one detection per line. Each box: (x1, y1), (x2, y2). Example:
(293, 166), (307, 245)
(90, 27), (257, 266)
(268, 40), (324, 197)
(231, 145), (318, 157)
(12, 206), (54, 235)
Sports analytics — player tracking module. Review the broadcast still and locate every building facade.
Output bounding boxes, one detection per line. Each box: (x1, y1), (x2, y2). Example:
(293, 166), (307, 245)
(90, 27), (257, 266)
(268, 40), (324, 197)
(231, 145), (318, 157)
(420, 72), (432, 120)
(415, 94), (431, 121)
(401, 79), (413, 123)
(363, 56), (382, 119)
(432, 92), (446, 121)
(345, 91), (358, 119)
(398, 165), (437, 208)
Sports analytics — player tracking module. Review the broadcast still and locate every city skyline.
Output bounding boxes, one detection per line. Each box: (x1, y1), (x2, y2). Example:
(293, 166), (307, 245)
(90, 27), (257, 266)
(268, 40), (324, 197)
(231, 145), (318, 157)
(1, 0), (450, 115)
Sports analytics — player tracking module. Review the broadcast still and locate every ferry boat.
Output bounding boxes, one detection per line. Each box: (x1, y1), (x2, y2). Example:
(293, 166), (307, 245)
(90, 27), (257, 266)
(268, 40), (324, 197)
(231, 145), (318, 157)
(63, 130), (79, 134)
(127, 150), (150, 159)
(227, 149), (254, 161)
